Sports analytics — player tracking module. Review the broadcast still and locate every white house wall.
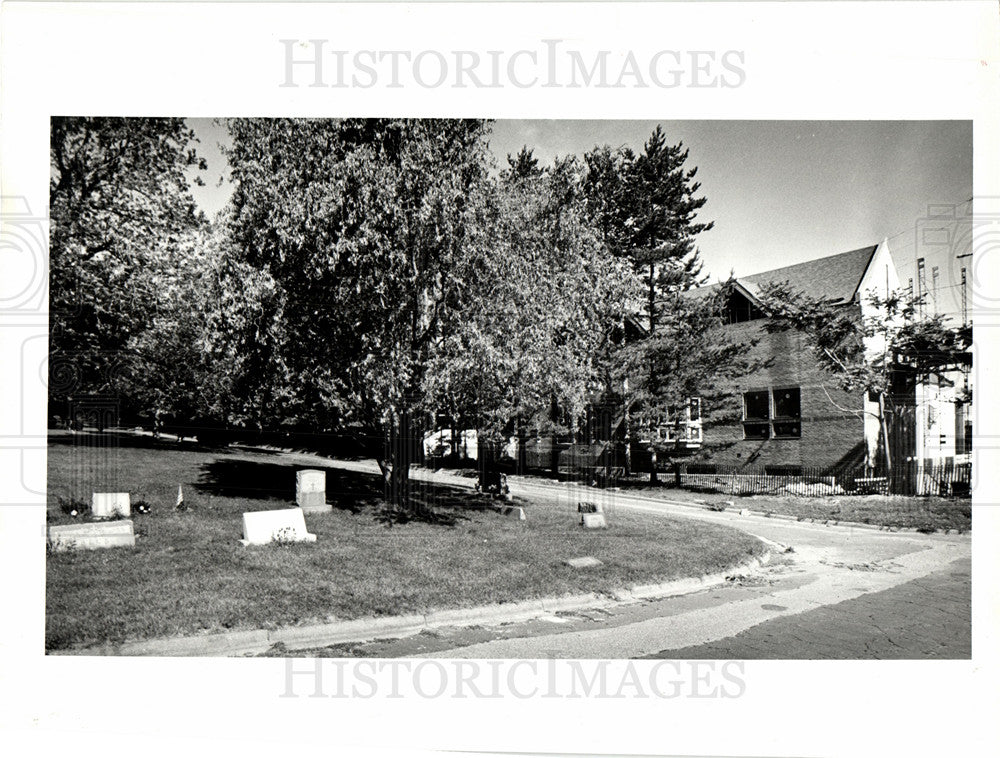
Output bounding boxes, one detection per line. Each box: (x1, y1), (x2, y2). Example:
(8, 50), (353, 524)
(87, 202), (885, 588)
(858, 238), (902, 467)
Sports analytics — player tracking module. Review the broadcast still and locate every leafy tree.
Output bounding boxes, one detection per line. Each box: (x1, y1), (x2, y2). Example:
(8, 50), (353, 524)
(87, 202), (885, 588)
(581, 144), (636, 263)
(119, 222), (241, 438)
(48, 117), (207, 419)
(620, 280), (757, 482)
(756, 282), (972, 471)
(223, 118), (501, 510)
(223, 119), (642, 512)
(425, 154), (639, 465)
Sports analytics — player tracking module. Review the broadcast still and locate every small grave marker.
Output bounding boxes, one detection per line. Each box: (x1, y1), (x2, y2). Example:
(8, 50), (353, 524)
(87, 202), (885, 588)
(564, 556), (603, 569)
(581, 513), (608, 529)
(240, 507), (317, 546)
(502, 506), (526, 520)
(92, 492), (130, 519)
(296, 469), (331, 513)
(49, 520), (135, 552)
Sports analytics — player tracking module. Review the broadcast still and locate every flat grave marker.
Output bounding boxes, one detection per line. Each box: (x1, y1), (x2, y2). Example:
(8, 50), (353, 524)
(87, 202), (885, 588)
(240, 507), (318, 546)
(49, 520), (136, 552)
(564, 556), (604, 569)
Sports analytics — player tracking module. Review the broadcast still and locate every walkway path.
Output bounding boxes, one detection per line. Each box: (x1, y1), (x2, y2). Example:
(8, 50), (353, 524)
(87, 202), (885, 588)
(304, 458), (970, 659)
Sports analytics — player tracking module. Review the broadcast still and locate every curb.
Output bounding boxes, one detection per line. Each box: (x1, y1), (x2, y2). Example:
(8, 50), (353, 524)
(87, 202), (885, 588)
(52, 551), (773, 658)
(722, 507), (971, 536)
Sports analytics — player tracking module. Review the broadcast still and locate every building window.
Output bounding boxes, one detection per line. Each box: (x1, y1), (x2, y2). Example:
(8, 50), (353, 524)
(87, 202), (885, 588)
(725, 290), (765, 324)
(742, 387), (801, 440)
(688, 397), (701, 422)
(772, 387), (801, 438)
(742, 390), (771, 440)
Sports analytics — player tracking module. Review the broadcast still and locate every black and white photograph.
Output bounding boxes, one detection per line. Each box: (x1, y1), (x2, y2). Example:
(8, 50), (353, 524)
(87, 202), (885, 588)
(43, 117), (974, 659)
(2, 2), (999, 757)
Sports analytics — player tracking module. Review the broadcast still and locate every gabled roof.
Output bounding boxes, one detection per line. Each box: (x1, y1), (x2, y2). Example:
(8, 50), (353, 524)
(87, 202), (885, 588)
(684, 244), (879, 306)
(739, 245), (878, 305)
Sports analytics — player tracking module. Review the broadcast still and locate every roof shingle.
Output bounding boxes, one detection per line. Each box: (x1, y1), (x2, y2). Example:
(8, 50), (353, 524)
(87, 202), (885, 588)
(687, 244), (878, 305)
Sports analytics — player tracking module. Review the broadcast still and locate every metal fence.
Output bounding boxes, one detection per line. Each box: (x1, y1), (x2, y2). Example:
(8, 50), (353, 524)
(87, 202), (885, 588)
(679, 458), (971, 498)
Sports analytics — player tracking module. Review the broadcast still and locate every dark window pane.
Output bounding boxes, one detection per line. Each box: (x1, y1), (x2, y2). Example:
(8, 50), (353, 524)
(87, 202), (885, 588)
(689, 397), (701, 421)
(743, 422), (771, 440)
(743, 391), (769, 421)
(773, 387), (801, 419)
(773, 421), (801, 438)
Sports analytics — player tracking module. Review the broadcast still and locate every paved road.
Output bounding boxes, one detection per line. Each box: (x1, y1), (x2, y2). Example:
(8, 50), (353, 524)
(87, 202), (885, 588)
(646, 558), (970, 659)
(291, 457), (972, 660)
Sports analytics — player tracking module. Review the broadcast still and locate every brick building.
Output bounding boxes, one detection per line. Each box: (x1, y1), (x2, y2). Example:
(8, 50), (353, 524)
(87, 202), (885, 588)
(689, 216), (972, 488)
(691, 243), (892, 474)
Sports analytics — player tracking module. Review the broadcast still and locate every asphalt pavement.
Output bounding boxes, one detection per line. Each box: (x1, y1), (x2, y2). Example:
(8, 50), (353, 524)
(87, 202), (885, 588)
(281, 458), (971, 660)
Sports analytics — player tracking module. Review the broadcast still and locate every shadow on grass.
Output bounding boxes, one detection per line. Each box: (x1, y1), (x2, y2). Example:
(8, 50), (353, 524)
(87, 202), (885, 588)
(47, 429), (230, 454)
(196, 458), (482, 525)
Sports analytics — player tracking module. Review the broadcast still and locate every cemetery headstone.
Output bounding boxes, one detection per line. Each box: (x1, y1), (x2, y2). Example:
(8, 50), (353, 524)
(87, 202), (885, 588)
(92, 492), (130, 519)
(581, 513), (608, 529)
(49, 520), (135, 552)
(240, 507), (317, 546)
(296, 469), (331, 513)
(502, 505), (527, 520)
(564, 556), (604, 569)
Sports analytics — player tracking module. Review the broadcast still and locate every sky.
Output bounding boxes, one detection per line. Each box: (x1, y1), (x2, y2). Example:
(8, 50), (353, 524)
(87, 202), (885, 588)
(186, 119), (972, 281)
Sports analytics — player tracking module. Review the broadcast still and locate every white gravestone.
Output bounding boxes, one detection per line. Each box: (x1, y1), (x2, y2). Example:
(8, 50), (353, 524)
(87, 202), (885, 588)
(564, 556), (603, 568)
(240, 507), (317, 546)
(581, 513), (608, 529)
(296, 469), (331, 513)
(49, 520), (135, 551)
(92, 492), (130, 518)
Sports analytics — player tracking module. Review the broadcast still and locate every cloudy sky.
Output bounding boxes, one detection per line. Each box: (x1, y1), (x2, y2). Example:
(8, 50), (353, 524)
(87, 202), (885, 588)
(187, 119), (972, 281)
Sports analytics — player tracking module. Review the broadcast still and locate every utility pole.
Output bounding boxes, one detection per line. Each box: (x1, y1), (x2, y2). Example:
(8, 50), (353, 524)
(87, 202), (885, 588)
(957, 252), (972, 325)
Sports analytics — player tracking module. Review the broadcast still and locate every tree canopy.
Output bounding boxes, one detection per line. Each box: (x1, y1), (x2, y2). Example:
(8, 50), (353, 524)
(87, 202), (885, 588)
(222, 118), (639, 508)
(49, 117), (207, 416)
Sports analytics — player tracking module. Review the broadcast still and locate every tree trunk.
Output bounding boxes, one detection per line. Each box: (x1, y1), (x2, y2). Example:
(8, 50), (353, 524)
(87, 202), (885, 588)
(879, 393), (892, 490)
(648, 263), (656, 336)
(622, 381), (632, 476)
(649, 448), (658, 484)
(878, 394), (892, 469)
(384, 412), (416, 511)
(386, 455), (411, 510)
(517, 420), (527, 475)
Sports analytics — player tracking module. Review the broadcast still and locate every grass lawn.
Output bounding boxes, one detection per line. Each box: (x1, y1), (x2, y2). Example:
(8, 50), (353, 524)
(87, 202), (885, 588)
(45, 432), (766, 651)
(614, 476), (972, 532)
